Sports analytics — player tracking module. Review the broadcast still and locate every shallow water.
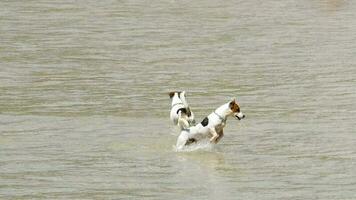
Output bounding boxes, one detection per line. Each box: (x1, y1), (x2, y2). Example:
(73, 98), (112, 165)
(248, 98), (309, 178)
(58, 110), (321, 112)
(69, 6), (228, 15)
(1, 0), (356, 199)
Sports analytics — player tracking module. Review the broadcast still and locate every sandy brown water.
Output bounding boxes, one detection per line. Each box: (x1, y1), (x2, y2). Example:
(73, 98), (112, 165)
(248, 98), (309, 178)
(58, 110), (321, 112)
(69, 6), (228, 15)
(1, 0), (356, 199)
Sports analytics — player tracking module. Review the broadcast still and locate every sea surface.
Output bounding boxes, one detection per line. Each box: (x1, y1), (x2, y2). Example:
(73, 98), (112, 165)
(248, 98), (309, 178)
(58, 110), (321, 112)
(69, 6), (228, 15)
(1, 0), (355, 199)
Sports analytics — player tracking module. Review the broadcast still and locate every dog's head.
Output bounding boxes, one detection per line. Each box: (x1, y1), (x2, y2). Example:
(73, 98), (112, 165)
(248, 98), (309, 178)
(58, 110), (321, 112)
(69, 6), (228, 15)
(229, 99), (245, 120)
(169, 91), (182, 99)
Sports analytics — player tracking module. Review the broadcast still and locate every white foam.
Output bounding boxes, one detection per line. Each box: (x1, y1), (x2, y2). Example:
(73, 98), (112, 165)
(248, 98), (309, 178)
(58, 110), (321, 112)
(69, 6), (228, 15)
(173, 139), (214, 152)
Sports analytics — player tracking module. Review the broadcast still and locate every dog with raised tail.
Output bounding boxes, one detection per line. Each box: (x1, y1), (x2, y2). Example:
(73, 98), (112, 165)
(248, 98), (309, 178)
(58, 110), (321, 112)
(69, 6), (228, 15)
(175, 98), (245, 151)
(169, 91), (196, 130)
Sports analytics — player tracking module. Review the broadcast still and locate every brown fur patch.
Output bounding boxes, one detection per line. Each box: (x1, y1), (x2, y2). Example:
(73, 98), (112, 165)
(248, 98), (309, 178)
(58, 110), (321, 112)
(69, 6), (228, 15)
(169, 92), (175, 98)
(186, 107), (192, 117)
(229, 100), (240, 113)
(185, 138), (197, 145)
(177, 108), (188, 115)
(168, 91), (182, 99)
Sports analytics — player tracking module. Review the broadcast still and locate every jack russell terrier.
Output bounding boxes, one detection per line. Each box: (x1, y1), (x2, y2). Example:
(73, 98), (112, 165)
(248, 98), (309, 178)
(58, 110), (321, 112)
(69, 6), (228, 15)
(175, 99), (245, 151)
(169, 91), (196, 130)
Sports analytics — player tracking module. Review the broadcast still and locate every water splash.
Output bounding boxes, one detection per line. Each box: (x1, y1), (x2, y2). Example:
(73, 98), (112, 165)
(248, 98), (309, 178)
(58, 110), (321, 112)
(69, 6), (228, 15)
(173, 139), (214, 152)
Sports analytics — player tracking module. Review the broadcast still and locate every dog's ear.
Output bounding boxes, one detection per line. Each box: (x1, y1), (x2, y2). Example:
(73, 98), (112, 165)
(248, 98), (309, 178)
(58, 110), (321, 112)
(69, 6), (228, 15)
(229, 98), (237, 109)
(229, 100), (234, 109)
(169, 92), (175, 99)
(229, 98), (241, 112)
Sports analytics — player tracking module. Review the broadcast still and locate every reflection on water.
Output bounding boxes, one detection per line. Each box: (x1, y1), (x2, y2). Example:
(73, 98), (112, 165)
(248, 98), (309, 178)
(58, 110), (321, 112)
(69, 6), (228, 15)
(1, 0), (356, 199)
(322, 0), (346, 11)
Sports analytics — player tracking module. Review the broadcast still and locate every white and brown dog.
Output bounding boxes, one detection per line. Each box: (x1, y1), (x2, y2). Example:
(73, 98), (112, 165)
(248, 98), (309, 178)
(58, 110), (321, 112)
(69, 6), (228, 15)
(175, 99), (245, 151)
(169, 91), (196, 130)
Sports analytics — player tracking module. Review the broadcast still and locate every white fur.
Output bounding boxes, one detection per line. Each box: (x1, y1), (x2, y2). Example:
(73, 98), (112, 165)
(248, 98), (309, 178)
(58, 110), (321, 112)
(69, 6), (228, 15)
(179, 91), (195, 124)
(176, 100), (244, 151)
(169, 91), (195, 130)
(177, 110), (190, 130)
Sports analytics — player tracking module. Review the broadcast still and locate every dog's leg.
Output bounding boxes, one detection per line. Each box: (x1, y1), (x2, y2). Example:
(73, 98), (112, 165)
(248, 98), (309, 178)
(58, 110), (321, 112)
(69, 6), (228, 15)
(209, 128), (219, 144)
(188, 111), (196, 126)
(178, 118), (189, 130)
(178, 112), (189, 130)
(176, 131), (189, 150)
(215, 129), (224, 143)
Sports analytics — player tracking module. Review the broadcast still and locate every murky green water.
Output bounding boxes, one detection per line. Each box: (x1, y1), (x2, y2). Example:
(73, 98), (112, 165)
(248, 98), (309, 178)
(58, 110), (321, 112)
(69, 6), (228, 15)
(1, 0), (355, 199)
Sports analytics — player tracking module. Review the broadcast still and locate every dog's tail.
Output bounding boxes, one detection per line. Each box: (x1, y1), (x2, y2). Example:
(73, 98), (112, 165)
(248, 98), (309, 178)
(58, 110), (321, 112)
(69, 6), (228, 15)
(180, 91), (187, 105)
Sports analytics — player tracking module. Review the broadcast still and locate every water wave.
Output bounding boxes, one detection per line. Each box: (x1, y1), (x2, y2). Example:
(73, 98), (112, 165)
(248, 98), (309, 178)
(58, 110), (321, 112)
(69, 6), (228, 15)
(173, 139), (214, 152)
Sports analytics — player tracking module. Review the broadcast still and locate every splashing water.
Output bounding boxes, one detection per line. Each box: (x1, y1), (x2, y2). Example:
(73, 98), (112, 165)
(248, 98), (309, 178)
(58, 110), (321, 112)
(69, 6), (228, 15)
(173, 138), (214, 152)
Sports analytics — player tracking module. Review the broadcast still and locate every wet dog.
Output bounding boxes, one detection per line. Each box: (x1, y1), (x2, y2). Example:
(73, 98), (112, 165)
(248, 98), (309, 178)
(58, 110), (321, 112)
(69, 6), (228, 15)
(175, 99), (245, 150)
(169, 91), (195, 130)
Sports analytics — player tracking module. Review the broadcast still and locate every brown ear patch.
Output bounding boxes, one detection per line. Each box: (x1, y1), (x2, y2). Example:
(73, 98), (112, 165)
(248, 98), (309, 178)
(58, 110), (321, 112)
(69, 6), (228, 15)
(169, 92), (175, 99)
(168, 91), (182, 99)
(229, 100), (240, 112)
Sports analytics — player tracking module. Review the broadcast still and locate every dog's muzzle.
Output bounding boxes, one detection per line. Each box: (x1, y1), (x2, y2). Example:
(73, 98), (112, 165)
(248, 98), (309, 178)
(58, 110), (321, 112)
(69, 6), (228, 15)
(235, 112), (245, 120)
